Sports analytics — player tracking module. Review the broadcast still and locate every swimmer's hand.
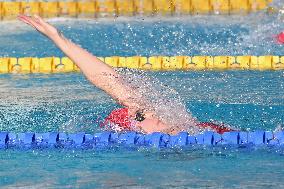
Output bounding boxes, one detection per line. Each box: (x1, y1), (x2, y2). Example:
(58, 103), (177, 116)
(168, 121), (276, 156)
(18, 15), (138, 111)
(18, 14), (59, 39)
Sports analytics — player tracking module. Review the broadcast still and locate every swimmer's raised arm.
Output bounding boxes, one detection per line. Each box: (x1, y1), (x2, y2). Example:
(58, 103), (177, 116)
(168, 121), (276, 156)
(18, 14), (140, 114)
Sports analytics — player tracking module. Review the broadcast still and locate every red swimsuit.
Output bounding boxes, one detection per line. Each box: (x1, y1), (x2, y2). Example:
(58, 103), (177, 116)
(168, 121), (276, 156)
(104, 108), (234, 134)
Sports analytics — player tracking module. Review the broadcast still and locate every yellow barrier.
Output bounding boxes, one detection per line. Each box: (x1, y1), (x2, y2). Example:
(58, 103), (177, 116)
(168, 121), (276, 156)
(134, 0), (154, 15)
(0, 0), (273, 20)
(77, 1), (96, 17)
(144, 56), (161, 70)
(97, 0), (117, 16)
(116, 0), (135, 16)
(125, 56), (141, 68)
(39, 57), (60, 73)
(14, 57), (35, 73)
(59, 2), (78, 17)
(232, 56), (250, 69)
(230, 0), (249, 13)
(0, 58), (10, 73)
(61, 57), (76, 72)
(22, 2), (41, 16)
(40, 2), (60, 18)
(272, 56), (284, 70)
(153, 0), (174, 15)
(213, 56), (229, 69)
(249, 0), (268, 11)
(211, 0), (230, 14)
(0, 55), (283, 73)
(2, 2), (21, 20)
(166, 56), (184, 70)
(191, 56), (212, 70)
(191, 0), (211, 14)
(105, 56), (119, 67)
(172, 0), (191, 14)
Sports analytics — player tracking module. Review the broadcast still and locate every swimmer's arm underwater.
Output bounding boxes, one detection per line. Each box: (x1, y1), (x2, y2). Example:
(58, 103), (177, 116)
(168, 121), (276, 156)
(18, 14), (139, 113)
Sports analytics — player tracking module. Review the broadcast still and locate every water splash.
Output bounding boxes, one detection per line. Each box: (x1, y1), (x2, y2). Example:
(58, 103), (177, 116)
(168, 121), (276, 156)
(116, 68), (200, 134)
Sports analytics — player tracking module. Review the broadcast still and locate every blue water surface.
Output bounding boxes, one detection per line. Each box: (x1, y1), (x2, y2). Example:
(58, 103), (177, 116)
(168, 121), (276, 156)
(0, 10), (284, 188)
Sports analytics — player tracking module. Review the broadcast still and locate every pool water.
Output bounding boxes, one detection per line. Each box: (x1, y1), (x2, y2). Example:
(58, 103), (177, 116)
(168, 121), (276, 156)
(0, 8), (284, 188)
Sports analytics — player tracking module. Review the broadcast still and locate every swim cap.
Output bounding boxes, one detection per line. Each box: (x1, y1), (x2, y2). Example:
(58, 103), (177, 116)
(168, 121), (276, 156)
(276, 32), (284, 44)
(104, 108), (131, 130)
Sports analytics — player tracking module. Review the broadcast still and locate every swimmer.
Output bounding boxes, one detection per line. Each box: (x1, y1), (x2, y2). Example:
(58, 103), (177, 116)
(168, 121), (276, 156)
(18, 14), (233, 135)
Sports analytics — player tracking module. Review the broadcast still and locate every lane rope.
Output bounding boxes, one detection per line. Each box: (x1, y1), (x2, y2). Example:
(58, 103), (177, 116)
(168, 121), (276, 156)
(0, 130), (282, 149)
(0, 56), (283, 73)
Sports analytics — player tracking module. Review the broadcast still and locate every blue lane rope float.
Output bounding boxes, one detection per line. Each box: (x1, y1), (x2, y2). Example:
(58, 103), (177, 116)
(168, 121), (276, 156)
(0, 130), (284, 149)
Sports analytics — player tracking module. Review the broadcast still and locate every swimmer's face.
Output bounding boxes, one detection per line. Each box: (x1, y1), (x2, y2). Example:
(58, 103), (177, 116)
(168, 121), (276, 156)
(130, 111), (169, 133)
